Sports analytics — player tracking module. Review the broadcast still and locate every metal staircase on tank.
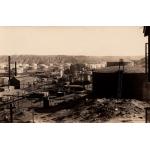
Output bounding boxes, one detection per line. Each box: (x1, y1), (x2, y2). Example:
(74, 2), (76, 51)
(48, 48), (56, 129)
(117, 59), (125, 99)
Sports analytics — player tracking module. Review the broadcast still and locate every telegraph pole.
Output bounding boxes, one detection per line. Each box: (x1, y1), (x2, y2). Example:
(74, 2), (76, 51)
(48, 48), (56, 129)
(145, 43), (148, 74)
(148, 35), (150, 81)
(9, 103), (13, 123)
(8, 56), (11, 87)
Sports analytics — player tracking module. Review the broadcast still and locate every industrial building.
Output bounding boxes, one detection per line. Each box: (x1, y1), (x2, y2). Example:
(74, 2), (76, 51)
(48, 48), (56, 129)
(0, 77), (9, 86)
(10, 77), (20, 89)
(92, 26), (150, 100)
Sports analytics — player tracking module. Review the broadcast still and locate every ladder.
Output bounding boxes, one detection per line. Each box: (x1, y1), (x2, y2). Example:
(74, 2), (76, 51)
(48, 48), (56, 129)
(117, 60), (124, 98)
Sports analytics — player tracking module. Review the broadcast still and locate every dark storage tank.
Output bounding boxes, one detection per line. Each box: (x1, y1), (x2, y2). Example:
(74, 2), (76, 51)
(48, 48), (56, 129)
(92, 66), (147, 99)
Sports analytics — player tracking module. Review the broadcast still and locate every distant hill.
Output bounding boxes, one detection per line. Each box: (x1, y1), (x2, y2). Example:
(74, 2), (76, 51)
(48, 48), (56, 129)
(0, 55), (143, 65)
(134, 57), (145, 67)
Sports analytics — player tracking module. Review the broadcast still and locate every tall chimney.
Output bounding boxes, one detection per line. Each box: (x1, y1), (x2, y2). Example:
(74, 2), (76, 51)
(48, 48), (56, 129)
(8, 56), (11, 85)
(15, 61), (17, 76)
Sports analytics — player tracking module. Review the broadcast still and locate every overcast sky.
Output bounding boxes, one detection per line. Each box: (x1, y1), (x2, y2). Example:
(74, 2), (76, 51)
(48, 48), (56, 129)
(0, 26), (147, 56)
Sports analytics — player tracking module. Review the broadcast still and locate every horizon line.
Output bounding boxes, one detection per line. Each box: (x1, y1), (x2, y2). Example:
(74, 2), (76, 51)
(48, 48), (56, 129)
(0, 54), (144, 57)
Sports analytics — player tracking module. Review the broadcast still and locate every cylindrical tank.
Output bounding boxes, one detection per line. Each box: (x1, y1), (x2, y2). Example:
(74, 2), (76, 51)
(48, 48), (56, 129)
(0, 78), (4, 86)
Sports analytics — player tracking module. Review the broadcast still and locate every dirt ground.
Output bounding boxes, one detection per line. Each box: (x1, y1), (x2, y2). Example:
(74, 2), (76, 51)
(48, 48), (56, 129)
(5, 98), (149, 123)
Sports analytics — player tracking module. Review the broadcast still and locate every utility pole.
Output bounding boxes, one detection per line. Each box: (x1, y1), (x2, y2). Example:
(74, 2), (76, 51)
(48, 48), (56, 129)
(32, 109), (34, 123)
(8, 56), (11, 87)
(148, 35), (150, 81)
(145, 43), (148, 74)
(144, 27), (150, 81)
(9, 103), (13, 123)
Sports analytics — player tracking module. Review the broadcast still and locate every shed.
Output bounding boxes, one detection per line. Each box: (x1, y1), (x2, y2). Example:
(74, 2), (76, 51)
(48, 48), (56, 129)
(10, 77), (20, 89)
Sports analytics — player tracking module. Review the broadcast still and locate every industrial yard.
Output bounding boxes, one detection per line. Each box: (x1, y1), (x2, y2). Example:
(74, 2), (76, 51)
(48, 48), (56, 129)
(1, 55), (149, 123)
(0, 26), (150, 123)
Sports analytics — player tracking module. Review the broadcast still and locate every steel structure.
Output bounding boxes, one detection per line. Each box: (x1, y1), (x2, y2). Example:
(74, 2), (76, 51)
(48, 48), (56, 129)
(144, 27), (150, 81)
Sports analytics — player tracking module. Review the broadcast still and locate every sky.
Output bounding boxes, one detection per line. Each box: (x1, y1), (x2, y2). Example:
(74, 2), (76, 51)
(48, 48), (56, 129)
(0, 26), (147, 56)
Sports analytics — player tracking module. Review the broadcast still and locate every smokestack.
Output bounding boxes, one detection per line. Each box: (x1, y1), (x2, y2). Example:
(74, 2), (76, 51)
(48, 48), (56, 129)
(8, 56), (11, 85)
(15, 61), (17, 76)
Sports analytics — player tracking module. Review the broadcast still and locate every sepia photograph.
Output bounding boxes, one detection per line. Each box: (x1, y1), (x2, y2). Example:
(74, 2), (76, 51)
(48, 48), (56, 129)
(0, 26), (150, 123)
(1, 1), (150, 150)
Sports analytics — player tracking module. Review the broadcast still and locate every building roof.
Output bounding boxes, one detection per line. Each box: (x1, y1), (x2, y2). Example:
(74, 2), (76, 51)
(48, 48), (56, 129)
(96, 66), (145, 73)
(65, 85), (83, 88)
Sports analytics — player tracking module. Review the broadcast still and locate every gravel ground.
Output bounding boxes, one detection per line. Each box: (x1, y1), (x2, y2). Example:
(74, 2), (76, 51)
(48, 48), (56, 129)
(1, 98), (150, 123)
